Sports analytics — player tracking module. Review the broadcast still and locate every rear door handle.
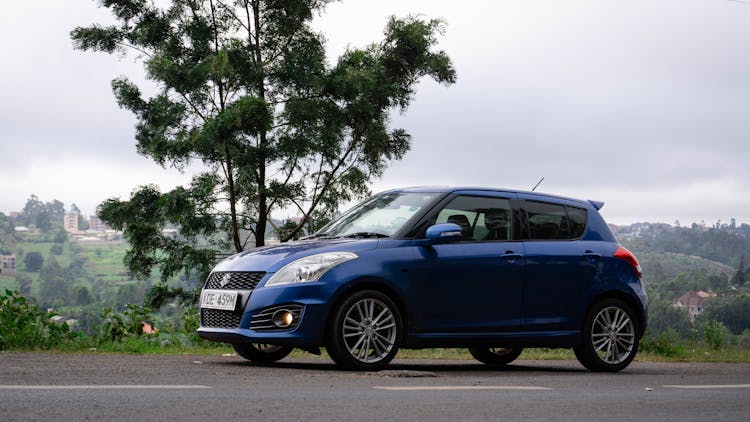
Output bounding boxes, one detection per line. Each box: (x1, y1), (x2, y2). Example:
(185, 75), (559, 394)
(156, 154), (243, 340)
(501, 251), (523, 263)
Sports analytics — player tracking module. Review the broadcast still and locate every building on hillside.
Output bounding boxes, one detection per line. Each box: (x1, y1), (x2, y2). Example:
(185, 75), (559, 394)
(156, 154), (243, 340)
(64, 212), (79, 233)
(0, 254), (16, 274)
(673, 290), (716, 320)
(89, 215), (110, 231)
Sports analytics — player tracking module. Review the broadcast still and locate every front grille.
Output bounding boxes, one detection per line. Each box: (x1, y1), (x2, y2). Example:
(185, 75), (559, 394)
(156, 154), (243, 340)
(201, 308), (242, 329)
(250, 304), (304, 331)
(204, 271), (265, 290)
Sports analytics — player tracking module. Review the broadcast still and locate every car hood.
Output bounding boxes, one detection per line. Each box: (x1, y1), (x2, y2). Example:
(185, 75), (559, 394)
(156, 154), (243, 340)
(211, 239), (380, 273)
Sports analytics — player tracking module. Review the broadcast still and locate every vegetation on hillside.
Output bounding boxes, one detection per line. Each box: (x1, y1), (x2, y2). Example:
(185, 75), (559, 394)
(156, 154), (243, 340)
(614, 221), (750, 357)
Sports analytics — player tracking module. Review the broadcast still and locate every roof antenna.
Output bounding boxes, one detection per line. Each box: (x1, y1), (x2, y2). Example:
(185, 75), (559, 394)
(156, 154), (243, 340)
(531, 177), (545, 192)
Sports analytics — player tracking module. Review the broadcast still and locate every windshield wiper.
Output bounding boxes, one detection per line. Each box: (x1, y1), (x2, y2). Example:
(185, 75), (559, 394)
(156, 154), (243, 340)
(302, 232), (340, 240)
(342, 232), (389, 239)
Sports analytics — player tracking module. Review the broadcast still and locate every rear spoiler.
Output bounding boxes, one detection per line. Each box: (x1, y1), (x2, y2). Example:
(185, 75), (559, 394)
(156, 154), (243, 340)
(588, 200), (605, 210)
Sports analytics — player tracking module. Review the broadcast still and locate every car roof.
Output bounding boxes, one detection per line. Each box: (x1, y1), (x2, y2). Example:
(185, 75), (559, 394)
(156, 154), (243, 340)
(380, 186), (599, 209)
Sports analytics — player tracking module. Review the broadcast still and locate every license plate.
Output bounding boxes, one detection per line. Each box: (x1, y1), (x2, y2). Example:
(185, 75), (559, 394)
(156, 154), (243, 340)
(200, 289), (238, 311)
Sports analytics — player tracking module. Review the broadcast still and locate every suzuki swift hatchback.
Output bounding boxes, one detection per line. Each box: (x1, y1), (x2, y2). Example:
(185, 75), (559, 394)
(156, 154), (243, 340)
(198, 187), (647, 372)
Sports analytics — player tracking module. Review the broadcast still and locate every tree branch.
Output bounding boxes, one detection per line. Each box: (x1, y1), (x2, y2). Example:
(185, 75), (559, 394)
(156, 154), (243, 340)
(214, 0), (250, 32)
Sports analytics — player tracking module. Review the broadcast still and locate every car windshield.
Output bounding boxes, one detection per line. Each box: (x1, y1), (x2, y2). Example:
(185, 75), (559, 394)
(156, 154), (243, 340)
(315, 192), (439, 238)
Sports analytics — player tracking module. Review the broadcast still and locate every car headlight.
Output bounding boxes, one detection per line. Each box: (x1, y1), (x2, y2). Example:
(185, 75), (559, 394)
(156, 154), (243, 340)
(265, 252), (358, 287)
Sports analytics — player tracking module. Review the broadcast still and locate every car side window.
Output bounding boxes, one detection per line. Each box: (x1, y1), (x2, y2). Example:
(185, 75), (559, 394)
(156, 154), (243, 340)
(524, 201), (588, 240)
(434, 196), (512, 241)
(525, 201), (569, 240)
(567, 206), (587, 239)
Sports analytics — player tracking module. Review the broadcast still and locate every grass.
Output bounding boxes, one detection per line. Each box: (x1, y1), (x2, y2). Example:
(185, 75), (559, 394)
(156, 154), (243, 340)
(0, 276), (16, 291)
(637, 347), (750, 363)
(8, 339), (750, 363)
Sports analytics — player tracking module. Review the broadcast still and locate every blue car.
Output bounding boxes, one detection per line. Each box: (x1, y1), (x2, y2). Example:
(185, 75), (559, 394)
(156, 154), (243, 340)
(198, 187), (647, 372)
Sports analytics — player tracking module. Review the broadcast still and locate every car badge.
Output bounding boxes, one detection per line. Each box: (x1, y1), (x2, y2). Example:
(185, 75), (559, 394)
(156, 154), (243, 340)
(219, 273), (231, 288)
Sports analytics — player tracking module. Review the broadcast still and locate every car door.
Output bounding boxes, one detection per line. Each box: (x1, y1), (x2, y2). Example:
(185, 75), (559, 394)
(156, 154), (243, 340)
(408, 192), (525, 333)
(519, 197), (600, 332)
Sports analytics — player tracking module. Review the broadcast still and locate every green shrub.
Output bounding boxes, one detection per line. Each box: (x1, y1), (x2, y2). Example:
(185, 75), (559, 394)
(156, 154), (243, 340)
(701, 319), (730, 350)
(97, 304), (154, 343)
(0, 289), (76, 350)
(640, 328), (686, 358)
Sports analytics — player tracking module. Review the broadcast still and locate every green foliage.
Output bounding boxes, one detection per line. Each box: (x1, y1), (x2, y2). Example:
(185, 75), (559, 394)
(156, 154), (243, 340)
(0, 290), (76, 350)
(180, 306), (203, 345)
(645, 298), (693, 338)
(38, 256), (68, 305)
(622, 224), (750, 270)
(53, 229), (68, 244)
(702, 295), (750, 334)
(731, 255), (746, 286)
(15, 274), (32, 296)
(50, 243), (64, 255)
(639, 329), (686, 358)
(700, 319), (731, 350)
(97, 304), (154, 343)
(73, 0), (456, 301)
(23, 251), (44, 272)
(17, 195), (66, 233)
(98, 180), (218, 283)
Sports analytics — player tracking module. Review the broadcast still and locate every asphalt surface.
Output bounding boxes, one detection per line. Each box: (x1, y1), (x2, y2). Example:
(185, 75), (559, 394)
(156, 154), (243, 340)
(1, 352), (749, 421)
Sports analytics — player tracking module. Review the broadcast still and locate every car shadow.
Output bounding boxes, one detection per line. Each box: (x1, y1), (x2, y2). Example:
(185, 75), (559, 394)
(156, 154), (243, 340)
(217, 358), (592, 374)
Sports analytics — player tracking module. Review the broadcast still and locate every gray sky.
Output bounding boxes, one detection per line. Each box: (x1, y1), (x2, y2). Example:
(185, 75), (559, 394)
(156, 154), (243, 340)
(1, 0), (749, 225)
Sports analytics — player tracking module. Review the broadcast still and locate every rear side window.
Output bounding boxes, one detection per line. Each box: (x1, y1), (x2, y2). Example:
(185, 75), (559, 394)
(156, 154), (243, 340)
(567, 206), (587, 238)
(525, 201), (588, 240)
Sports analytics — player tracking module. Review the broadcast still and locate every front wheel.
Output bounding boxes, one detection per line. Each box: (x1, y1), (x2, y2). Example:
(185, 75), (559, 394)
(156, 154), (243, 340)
(469, 347), (523, 365)
(574, 299), (640, 372)
(326, 290), (403, 371)
(233, 343), (293, 363)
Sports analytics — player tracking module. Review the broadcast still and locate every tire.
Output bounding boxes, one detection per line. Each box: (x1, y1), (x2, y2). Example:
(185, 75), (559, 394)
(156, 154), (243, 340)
(326, 290), (403, 371)
(468, 347), (523, 365)
(574, 299), (640, 372)
(233, 343), (293, 363)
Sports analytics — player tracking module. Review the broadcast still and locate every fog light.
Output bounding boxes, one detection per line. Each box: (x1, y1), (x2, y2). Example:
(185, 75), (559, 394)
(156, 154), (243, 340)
(272, 309), (294, 328)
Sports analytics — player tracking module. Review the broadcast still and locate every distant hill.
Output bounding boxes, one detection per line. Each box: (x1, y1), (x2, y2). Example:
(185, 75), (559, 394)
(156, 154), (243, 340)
(612, 222), (750, 271)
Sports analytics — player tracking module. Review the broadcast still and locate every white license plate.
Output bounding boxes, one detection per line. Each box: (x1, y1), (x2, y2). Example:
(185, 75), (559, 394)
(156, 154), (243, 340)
(200, 289), (238, 311)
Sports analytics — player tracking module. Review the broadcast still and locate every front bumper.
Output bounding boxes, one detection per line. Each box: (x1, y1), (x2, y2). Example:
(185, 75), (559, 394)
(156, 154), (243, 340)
(197, 280), (338, 346)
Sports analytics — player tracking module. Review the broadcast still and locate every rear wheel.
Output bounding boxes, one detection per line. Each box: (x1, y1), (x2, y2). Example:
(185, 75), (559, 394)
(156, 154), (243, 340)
(233, 343), (293, 363)
(574, 299), (640, 372)
(326, 290), (402, 371)
(468, 347), (523, 365)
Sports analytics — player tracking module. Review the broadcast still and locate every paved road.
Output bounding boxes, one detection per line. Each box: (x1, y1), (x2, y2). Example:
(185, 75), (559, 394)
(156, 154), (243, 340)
(1, 353), (749, 421)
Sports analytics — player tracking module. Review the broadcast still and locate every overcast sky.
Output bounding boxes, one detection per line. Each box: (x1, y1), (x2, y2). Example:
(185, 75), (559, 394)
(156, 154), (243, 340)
(2, 0), (749, 225)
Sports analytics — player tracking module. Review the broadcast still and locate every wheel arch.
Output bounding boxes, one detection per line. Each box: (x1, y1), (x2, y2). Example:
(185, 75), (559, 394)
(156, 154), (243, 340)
(585, 290), (646, 339)
(324, 277), (409, 340)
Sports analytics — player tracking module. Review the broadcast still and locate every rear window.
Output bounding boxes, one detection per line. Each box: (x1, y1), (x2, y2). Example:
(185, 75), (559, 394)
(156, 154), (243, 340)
(525, 201), (587, 240)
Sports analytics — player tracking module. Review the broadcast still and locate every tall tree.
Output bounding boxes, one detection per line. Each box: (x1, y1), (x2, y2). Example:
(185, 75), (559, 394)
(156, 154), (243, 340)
(732, 254), (746, 287)
(23, 252), (44, 273)
(20, 195), (45, 228)
(71, 0), (455, 284)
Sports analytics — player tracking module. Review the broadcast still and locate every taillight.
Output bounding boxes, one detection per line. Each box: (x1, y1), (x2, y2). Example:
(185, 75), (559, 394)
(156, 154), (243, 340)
(614, 246), (642, 279)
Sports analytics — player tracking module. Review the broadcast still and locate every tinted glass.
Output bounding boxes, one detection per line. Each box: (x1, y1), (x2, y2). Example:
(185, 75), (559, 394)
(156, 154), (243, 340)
(526, 201), (569, 240)
(567, 206), (587, 238)
(434, 196), (512, 241)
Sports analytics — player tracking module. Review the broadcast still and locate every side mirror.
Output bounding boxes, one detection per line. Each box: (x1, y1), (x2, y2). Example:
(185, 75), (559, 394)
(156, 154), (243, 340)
(425, 223), (463, 244)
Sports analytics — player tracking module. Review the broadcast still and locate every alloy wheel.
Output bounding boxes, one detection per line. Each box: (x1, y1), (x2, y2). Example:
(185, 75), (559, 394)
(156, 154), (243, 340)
(591, 306), (636, 365)
(342, 297), (398, 363)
